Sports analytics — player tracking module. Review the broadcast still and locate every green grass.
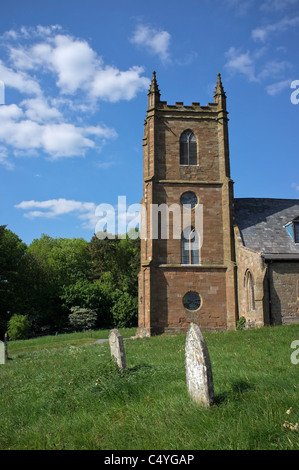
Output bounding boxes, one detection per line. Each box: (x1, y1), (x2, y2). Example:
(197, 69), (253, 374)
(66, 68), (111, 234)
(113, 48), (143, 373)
(6, 328), (136, 355)
(0, 325), (298, 450)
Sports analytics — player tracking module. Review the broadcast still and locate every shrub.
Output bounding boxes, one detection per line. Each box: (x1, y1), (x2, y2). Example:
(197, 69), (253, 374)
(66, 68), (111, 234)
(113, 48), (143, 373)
(68, 306), (97, 331)
(236, 316), (246, 330)
(111, 291), (138, 328)
(7, 314), (31, 340)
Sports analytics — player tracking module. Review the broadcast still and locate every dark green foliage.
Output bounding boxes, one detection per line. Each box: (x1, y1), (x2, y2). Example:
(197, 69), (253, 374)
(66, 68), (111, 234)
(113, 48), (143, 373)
(111, 290), (138, 328)
(236, 316), (246, 330)
(88, 230), (140, 298)
(61, 279), (113, 328)
(0, 227), (140, 337)
(0, 228), (28, 336)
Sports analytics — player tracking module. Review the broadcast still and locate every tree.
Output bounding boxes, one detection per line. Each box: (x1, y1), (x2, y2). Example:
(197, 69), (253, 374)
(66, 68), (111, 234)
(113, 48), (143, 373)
(0, 228), (28, 336)
(68, 306), (97, 332)
(0, 228), (140, 337)
(28, 234), (91, 287)
(25, 235), (92, 333)
(7, 314), (31, 340)
(88, 232), (119, 282)
(88, 231), (140, 328)
(111, 290), (138, 328)
(88, 230), (140, 295)
(60, 279), (112, 328)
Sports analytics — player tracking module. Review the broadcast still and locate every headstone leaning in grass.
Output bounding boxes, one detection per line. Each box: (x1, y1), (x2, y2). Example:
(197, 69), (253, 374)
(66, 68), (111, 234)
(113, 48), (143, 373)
(185, 323), (214, 407)
(109, 329), (126, 369)
(0, 341), (5, 364)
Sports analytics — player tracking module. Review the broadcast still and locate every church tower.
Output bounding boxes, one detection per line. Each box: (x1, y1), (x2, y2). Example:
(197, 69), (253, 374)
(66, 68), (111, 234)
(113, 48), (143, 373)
(137, 72), (238, 336)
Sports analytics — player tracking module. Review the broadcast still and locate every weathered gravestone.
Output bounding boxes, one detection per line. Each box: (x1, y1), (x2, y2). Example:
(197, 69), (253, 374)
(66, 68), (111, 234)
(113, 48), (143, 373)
(109, 329), (126, 369)
(4, 333), (8, 360)
(185, 322), (214, 406)
(0, 341), (5, 365)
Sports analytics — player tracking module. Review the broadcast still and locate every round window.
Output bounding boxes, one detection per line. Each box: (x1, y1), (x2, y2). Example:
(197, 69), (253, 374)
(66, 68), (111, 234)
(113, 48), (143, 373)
(180, 192), (198, 209)
(183, 292), (202, 311)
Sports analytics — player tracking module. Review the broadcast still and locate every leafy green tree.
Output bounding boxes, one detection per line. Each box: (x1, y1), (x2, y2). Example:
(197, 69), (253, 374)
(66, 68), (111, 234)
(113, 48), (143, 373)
(0, 227), (140, 337)
(25, 235), (92, 332)
(68, 306), (97, 332)
(88, 230), (140, 294)
(7, 314), (31, 340)
(28, 234), (91, 287)
(60, 279), (112, 328)
(0, 228), (28, 335)
(111, 290), (138, 328)
(88, 232), (119, 282)
(88, 231), (140, 328)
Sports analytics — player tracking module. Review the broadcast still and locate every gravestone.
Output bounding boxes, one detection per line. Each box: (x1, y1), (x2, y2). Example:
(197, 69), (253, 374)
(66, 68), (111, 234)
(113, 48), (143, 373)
(109, 329), (126, 369)
(0, 341), (5, 364)
(4, 333), (8, 360)
(185, 322), (214, 406)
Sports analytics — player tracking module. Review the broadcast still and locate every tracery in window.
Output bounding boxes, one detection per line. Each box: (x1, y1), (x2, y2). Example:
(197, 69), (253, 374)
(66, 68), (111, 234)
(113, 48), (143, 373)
(180, 130), (197, 166)
(183, 292), (202, 311)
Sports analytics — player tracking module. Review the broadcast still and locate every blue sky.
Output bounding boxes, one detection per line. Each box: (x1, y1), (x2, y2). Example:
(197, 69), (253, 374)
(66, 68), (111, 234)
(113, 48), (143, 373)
(0, 0), (299, 245)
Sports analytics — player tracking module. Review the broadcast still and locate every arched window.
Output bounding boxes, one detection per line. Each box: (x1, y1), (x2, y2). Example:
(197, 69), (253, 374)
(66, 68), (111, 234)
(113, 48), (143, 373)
(244, 270), (255, 312)
(181, 226), (199, 264)
(180, 130), (197, 166)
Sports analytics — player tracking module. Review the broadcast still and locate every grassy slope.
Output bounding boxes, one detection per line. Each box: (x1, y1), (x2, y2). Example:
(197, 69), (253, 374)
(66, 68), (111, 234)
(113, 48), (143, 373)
(0, 325), (298, 450)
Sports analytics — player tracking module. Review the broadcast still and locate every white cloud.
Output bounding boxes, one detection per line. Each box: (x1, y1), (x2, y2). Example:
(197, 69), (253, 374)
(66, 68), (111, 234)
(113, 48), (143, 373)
(0, 25), (148, 165)
(21, 97), (62, 122)
(224, 0), (299, 13)
(130, 24), (171, 61)
(0, 104), (116, 158)
(266, 79), (292, 95)
(252, 16), (299, 42)
(260, 0), (299, 11)
(15, 198), (98, 230)
(41, 123), (95, 158)
(14, 197), (128, 231)
(0, 145), (14, 170)
(7, 30), (149, 100)
(258, 60), (292, 80)
(91, 66), (149, 102)
(224, 0), (255, 15)
(1, 24), (62, 41)
(0, 60), (41, 95)
(225, 47), (258, 82)
(15, 196), (142, 233)
(96, 161), (115, 169)
(0, 103), (23, 120)
(225, 46), (293, 93)
(49, 34), (100, 94)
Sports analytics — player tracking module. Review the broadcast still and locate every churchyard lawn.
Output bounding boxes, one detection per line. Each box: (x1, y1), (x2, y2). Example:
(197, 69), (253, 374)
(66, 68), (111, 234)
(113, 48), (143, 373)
(0, 325), (298, 450)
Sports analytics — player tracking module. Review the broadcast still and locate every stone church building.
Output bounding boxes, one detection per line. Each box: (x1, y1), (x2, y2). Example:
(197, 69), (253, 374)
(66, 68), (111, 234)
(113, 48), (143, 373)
(137, 72), (299, 336)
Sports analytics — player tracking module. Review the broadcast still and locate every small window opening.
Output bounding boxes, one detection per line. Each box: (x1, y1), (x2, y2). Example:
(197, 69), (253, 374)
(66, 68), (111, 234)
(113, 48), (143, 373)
(244, 270), (255, 312)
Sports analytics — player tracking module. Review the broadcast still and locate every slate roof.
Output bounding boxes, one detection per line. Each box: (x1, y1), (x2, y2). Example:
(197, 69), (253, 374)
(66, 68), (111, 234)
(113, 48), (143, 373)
(233, 198), (299, 257)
